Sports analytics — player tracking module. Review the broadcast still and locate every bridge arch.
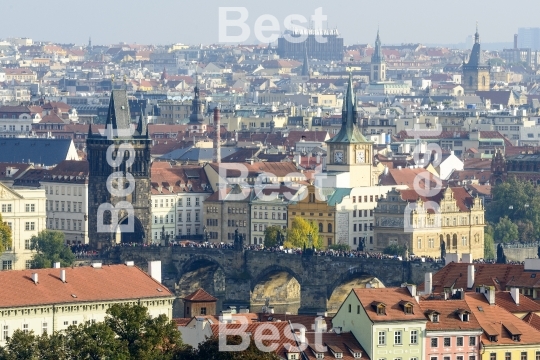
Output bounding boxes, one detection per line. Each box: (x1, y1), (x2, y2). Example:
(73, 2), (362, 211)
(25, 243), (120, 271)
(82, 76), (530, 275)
(326, 267), (383, 315)
(177, 255), (226, 309)
(250, 265), (303, 314)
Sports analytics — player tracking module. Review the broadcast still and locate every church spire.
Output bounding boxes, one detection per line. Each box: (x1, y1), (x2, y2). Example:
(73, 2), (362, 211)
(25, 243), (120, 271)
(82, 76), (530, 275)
(301, 43), (310, 77)
(189, 73), (204, 124)
(475, 21), (480, 44)
(372, 29), (383, 63)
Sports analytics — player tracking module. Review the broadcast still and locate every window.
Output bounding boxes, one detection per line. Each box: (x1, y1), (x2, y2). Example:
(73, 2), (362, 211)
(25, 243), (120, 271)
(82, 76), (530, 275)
(187, 198), (191, 206)
(348, 304), (351, 313)
(2, 325), (8, 341)
(410, 330), (417, 344)
(431, 338), (438, 348)
(457, 337), (463, 346)
(490, 355), (497, 360)
(72, 321), (77, 325)
(521, 353), (527, 360)
(25, 260), (32, 269)
(394, 331), (402, 345)
(25, 239), (30, 250)
(458, 357), (464, 360)
(22, 324), (29, 334)
(42, 322), (48, 334)
(378, 331), (386, 345)
(506, 353), (511, 360)
(444, 337), (450, 347)
(432, 313), (439, 322)
(536, 352), (540, 360)
(200, 307), (207, 315)
(1, 204), (12, 212)
(469, 337), (476, 346)
(469, 357), (476, 360)
(195, 198), (200, 206)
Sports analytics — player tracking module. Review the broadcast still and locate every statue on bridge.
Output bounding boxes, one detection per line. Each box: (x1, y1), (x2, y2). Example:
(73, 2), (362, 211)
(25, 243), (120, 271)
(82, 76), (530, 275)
(496, 243), (507, 264)
(440, 240), (446, 263)
(234, 228), (244, 251)
(358, 237), (366, 252)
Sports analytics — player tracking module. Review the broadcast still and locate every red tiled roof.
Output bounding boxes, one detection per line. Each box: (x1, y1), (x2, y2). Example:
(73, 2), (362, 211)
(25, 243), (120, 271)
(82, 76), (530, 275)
(495, 291), (540, 314)
(0, 265), (173, 308)
(183, 289), (218, 302)
(522, 312), (540, 331)
(465, 293), (540, 345)
(418, 299), (482, 331)
(353, 287), (426, 322)
(420, 263), (525, 293)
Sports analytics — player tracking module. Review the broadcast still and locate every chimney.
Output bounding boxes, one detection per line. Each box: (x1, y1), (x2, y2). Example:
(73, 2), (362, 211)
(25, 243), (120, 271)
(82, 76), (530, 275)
(510, 287), (519, 305)
(53, 262), (61, 268)
(298, 327), (306, 344)
(407, 284), (417, 297)
(60, 269), (66, 283)
(214, 106), (221, 163)
(462, 253), (473, 264)
(424, 272), (432, 295)
(31, 273), (38, 284)
(481, 286), (496, 305)
(467, 264), (475, 289)
(514, 34), (518, 49)
(125, 261), (134, 267)
(148, 260), (162, 283)
(314, 317), (327, 333)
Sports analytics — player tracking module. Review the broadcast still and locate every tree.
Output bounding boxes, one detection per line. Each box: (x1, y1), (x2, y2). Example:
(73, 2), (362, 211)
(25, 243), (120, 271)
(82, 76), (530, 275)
(383, 244), (407, 257)
(65, 321), (128, 360)
(493, 217), (519, 243)
(263, 225), (283, 248)
(283, 217), (322, 249)
(105, 303), (185, 360)
(176, 336), (280, 360)
(0, 213), (12, 255)
(484, 232), (495, 260)
(30, 230), (74, 268)
(516, 220), (535, 243)
(328, 243), (350, 251)
(1, 330), (39, 360)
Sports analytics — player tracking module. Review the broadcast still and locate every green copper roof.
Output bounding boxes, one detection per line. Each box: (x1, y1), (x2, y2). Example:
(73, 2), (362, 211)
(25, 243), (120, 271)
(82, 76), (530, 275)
(327, 188), (352, 206)
(326, 74), (370, 144)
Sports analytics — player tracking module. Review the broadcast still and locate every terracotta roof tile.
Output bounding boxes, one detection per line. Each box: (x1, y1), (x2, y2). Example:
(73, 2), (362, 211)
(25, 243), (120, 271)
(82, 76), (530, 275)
(465, 293), (540, 345)
(353, 287), (426, 322)
(0, 265), (173, 308)
(418, 299), (482, 331)
(522, 312), (540, 331)
(183, 289), (218, 302)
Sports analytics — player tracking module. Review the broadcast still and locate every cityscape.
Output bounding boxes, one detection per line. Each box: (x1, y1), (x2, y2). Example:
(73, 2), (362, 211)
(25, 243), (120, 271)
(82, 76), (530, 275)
(1, 5), (540, 359)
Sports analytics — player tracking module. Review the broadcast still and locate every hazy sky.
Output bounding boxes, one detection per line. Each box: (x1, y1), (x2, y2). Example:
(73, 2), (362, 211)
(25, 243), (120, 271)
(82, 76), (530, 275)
(2, 0), (539, 46)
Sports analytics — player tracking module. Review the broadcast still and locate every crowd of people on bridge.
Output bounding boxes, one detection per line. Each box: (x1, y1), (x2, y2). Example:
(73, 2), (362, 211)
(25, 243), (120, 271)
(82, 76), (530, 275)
(70, 241), (522, 265)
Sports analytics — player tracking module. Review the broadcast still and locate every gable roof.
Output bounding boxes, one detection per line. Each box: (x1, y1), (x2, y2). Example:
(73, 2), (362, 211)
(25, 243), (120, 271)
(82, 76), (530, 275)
(0, 138), (76, 166)
(418, 299), (482, 331)
(183, 288), (217, 302)
(0, 265), (173, 308)
(353, 287), (426, 322)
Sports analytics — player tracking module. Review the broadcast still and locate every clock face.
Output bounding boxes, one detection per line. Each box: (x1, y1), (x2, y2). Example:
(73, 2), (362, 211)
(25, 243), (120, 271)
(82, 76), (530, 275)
(356, 150), (365, 163)
(334, 151), (344, 163)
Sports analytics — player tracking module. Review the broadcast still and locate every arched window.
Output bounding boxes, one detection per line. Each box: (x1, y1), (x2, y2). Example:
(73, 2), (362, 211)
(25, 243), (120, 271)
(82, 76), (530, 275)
(319, 223), (323, 232)
(259, 237), (263, 244)
(328, 223), (333, 233)
(482, 76), (486, 86)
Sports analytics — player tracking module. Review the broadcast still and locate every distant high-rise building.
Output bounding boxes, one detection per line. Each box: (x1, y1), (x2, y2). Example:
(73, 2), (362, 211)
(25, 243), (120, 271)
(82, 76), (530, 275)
(370, 30), (386, 82)
(462, 25), (490, 93)
(277, 29), (343, 61)
(518, 27), (540, 51)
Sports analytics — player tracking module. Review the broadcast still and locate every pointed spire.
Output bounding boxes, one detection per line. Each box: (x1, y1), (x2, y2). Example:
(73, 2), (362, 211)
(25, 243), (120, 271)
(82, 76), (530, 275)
(475, 21), (480, 44)
(345, 72), (357, 124)
(372, 28), (384, 63)
(301, 43), (310, 77)
(136, 104), (145, 136)
(87, 121), (93, 137)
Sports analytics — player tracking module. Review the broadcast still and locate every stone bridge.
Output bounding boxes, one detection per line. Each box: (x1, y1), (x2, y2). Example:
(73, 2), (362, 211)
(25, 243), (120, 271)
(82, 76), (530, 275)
(103, 247), (443, 314)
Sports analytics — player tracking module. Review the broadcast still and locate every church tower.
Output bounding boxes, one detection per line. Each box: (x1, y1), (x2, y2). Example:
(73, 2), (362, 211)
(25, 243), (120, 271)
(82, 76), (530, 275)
(370, 30), (386, 82)
(87, 90), (152, 249)
(462, 25), (490, 93)
(326, 74), (374, 187)
(187, 75), (207, 134)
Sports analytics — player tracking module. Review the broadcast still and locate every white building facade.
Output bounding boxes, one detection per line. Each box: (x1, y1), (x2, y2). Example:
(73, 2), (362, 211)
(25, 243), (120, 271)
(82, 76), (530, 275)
(0, 182), (46, 270)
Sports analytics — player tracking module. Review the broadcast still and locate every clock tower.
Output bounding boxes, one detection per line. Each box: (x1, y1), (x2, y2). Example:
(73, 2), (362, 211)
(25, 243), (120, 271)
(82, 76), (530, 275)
(325, 73), (374, 187)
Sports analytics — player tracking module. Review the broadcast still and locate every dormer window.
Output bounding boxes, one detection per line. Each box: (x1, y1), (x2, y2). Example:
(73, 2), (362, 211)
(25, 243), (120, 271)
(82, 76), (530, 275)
(432, 313), (439, 322)
(463, 313), (469, 322)
(371, 301), (387, 315)
(489, 335), (498, 342)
